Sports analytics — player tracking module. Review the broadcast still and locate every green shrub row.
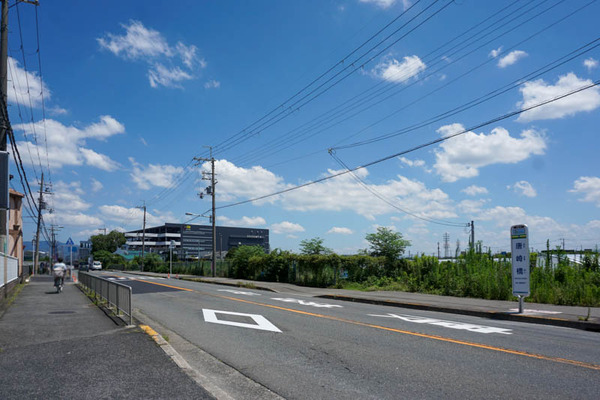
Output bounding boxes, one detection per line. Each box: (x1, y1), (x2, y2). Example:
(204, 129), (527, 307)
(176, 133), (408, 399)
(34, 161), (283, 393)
(97, 247), (600, 306)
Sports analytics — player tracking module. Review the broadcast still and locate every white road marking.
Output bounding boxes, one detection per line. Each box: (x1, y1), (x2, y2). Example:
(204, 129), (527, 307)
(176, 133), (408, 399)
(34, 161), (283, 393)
(218, 289), (261, 296)
(202, 309), (281, 333)
(369, 313), (513, 335)
(271, 298), (343, 309)
(508, 308), (562, 315)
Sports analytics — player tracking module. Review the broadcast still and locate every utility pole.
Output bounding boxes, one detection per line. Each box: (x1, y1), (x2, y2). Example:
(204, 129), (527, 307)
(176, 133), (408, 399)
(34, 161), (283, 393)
(33, 173), (45, 275)
(194, 147), (217, 277)
(49, 224), (62, 263)
(136, 202), (146, 271)
(470, 221), (475, 250)
(437, 242), (440, 259)
(0, 0), (10, 265)
(443, 232), (450, 259)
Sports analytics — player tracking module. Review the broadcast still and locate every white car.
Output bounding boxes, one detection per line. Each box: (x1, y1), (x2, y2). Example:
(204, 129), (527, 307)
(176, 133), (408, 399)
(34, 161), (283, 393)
(91, 261), (103, 271)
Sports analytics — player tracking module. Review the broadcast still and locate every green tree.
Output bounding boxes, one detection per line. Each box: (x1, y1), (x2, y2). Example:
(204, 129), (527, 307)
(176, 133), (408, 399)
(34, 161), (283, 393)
(299, 237), (332, 255)
(365, 227), (410, 261)
(91, 230), (126, 254)
(231, 245), (266, 278)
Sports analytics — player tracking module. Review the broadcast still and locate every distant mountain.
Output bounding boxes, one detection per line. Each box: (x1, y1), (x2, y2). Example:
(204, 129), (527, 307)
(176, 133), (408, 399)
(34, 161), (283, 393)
(24, 241), (53, 252)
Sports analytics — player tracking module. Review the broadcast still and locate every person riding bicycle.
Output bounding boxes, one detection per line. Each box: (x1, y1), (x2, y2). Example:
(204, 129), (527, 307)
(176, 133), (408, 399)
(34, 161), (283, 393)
(52, 258), (67, 289)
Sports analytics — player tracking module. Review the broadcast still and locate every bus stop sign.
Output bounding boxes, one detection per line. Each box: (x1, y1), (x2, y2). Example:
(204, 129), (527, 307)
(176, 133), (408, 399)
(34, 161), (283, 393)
(511, 224), (530, 297)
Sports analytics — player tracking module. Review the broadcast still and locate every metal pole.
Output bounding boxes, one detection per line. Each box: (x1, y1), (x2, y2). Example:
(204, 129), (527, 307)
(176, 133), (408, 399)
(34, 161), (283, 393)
(211, 153), (216, 277)
(518, 295), (523, 314)
(33, 173), (44, 275)
(0, 1), (9, 294)
(169, 245), (172, 279)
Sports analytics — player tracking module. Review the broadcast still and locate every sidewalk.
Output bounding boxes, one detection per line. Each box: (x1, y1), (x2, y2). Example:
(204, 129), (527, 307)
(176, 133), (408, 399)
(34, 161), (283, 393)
(0, 275), (213, 400)
(124, 270), (600, 332)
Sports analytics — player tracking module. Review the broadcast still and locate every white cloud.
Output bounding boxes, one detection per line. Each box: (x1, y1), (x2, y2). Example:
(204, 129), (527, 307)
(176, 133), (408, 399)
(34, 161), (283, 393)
(98, 20), (204, 88)
(462, 185), (488, 196)
(208, 160), (457, 221)
(433, 124), (546, 182)
(148, 63), (193, 88)
(175, 42), (204, 69)
(13, 116), (124, 170)
(271, 221), (305, 234)
(91, 178), (103, 193)
(497, 50), (527, 68)
(98, 20), (171, 59)
(508, 181), (537, 198)
(99, 205), (176, 226)
(489, 46), (503, 58)
(570, 176), (600, 207)
(48, 106), (68, 116)
(129, 158), (185, 190)
(199, 159), (285, 203)
(43, 181), (104, 227)
(327, 227), (354, 235)
(359, 0), (397, 9)
(371, 55), (426, 83)
(458, 199), (488, 215)
(583, 58), (598, 72)
(52, 181), (90, 212)
(398, 157), (425, 168)
(281, 168), (456, 220)
(204, 80), (221, 89)
(79, 148), (120, 171)
(218, 215), (266, 227)
(7, 57), (47, 108)
(517, 73), (600, 122)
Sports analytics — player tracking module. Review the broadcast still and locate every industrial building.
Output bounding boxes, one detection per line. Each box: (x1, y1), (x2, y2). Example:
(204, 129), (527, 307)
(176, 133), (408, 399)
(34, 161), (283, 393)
(124, 222), (269, 259)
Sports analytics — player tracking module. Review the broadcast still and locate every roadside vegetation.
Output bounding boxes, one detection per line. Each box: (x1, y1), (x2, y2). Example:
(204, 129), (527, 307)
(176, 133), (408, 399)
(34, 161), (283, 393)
(90, 229), (600, 307)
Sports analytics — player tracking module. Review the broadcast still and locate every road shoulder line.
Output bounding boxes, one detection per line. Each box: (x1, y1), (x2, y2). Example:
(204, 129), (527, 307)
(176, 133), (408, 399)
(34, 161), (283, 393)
(135, 309), (284, 400)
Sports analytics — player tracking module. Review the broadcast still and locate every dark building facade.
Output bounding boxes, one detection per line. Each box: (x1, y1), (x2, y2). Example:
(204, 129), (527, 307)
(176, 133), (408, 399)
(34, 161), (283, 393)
(124, 223), (269, 259)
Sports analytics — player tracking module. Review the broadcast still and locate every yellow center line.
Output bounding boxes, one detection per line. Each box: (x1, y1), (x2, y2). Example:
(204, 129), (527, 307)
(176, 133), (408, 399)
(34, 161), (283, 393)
(136, 278), (195, 292)
(134, 278), (600, 371)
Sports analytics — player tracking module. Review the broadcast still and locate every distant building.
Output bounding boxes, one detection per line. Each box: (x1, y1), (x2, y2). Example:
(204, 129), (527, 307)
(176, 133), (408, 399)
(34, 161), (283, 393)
(124, 222), (269, 259)
(79, 240), (92, 261)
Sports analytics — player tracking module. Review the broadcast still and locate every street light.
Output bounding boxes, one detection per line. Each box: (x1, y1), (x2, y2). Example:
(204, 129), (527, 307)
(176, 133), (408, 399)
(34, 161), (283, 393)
(185, 212), (214, 276)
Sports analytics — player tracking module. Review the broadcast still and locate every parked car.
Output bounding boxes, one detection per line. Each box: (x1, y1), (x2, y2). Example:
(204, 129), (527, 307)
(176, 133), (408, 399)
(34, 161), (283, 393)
(79, 263), (89, 271)
(90, 261), (102, 271)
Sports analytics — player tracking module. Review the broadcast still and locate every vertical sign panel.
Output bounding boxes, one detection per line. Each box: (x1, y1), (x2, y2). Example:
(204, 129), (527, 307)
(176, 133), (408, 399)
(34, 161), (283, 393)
(511, 224), (530, 296)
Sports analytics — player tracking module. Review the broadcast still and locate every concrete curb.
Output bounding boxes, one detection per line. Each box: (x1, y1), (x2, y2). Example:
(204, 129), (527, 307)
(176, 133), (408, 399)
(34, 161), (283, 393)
(179, 277), (277, 292)
(317, 294), (600, 333)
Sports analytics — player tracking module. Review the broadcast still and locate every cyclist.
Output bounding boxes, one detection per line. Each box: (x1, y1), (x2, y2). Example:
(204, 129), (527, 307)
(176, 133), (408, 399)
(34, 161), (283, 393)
(52, 258), (67, 292)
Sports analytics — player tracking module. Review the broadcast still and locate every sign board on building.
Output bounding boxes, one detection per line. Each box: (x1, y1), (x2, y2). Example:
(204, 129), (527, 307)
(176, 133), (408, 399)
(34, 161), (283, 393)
(510, 224), (530, 297)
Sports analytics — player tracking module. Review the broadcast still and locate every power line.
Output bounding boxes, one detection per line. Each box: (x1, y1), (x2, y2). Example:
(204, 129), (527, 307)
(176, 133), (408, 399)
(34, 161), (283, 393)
(208, 0), (428, 156)
(216, 79), (600, 210)
(330, 150), (468, 227)
(236, 0), (579, 166)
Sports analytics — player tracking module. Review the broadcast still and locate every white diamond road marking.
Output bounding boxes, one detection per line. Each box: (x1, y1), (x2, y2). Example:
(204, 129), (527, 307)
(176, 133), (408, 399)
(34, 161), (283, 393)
(218, 289), (261, 296)
(202, 309), (281, 333)
(369, 313), (513, 335)
(271, 298), (343, 309)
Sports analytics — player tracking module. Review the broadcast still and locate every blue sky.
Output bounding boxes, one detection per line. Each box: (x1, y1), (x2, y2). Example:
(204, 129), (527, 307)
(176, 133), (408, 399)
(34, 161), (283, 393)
(8, 0), (600, 255)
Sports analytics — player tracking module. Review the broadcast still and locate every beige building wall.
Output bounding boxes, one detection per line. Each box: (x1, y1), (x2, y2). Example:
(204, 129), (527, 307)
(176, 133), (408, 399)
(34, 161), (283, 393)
(9, 189), (24, 276)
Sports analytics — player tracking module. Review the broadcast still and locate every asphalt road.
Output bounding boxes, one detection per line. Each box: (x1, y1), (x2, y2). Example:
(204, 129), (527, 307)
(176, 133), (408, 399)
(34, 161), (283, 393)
(98, 271), (600, 399)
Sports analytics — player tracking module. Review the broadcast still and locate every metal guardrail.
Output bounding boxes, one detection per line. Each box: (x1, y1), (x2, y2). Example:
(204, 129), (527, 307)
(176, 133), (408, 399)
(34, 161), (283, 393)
(78, 271), (133, 325)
